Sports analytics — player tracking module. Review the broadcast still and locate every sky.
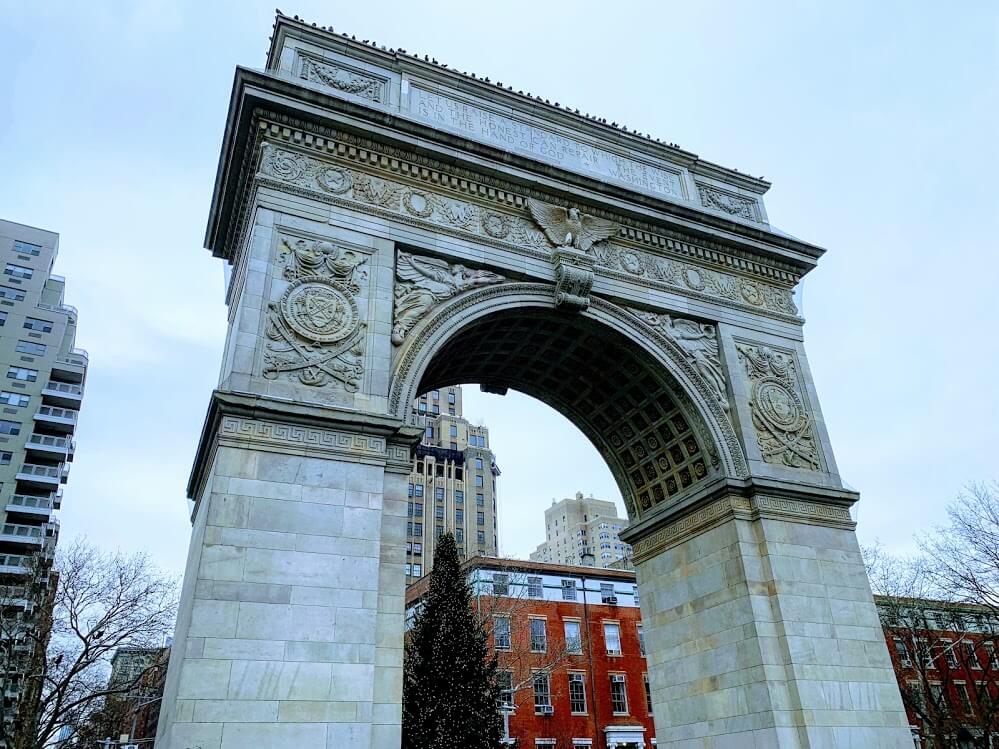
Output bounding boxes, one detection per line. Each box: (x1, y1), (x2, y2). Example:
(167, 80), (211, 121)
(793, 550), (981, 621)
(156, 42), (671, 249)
(0, 0), (996, 577)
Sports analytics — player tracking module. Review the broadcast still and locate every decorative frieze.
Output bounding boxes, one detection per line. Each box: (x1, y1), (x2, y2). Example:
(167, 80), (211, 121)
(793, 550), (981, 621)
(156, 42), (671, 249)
(298, 55), (385, 102)
(263, 235), (368, 389)
(696, 184), (761, 223)
(257, 143), (799, 321)
(218, 415), (387, 457)
(735, 342), (821, 470)
(392, 251), (504, 345)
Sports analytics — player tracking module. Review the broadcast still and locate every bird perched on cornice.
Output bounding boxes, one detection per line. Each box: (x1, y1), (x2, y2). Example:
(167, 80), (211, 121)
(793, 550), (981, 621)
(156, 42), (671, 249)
(527, 198), (619, 254)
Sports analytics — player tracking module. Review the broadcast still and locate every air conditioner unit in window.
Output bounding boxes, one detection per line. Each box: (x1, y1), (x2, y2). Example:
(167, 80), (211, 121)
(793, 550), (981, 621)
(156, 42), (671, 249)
(604, 596), (618, 605)
(538, 704), (554, 715)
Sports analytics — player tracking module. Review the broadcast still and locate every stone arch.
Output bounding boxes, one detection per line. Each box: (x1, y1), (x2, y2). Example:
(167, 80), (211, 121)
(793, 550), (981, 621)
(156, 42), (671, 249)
(389, 282), (748, 523)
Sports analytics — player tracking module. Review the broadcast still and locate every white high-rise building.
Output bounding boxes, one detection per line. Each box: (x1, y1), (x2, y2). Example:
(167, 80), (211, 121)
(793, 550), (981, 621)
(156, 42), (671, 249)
(530, 491), (632, 569)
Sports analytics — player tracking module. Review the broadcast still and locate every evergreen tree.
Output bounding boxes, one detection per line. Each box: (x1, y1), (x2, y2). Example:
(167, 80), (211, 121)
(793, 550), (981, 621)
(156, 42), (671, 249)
(403, 532), (503, 748)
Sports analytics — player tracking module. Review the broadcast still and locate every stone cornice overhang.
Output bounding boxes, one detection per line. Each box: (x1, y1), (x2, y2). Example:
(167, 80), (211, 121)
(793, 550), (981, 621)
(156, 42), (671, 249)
(186, 389), (422, 506)
(205, 66), (826, 279)
(617, 474), (860, 549)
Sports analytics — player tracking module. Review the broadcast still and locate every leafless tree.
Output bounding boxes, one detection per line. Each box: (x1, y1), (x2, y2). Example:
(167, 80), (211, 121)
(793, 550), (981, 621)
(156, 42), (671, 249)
(0, 539), (177, 749)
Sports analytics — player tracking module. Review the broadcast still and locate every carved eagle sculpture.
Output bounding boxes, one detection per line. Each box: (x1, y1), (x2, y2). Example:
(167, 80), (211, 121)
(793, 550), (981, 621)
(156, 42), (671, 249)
(527, 198), (619, 254)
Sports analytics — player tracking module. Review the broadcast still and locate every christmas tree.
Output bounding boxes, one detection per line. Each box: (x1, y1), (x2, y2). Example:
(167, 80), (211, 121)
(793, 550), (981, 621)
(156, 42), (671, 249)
(403, 532), (503, 748)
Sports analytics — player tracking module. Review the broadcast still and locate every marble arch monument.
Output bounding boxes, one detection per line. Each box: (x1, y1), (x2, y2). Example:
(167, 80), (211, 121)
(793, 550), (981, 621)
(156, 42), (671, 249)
(155, 14), (912, 748)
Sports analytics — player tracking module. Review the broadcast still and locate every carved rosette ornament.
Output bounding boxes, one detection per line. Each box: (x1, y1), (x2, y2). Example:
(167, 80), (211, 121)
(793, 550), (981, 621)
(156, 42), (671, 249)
(635, 311), (729, 411)
(735, 342), (821, 470)
(391, 252), (504, 345)
(263, 238), (368, 389)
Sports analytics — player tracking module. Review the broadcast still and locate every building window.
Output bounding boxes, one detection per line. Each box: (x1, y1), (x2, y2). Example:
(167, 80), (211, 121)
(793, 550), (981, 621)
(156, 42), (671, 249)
(477, 512), (485, 526)
(412, 503), (423, 517)
(956, 681), (972, 714)
(449, 441), (458, 450)
(448, 407), (455, 416)
(15, 340), (45, 357)
(448, 392), (456, 404)
(432, 404), (439, 414)
(477, 530), (486, 545)
(0, 286), (26, 302)
(610, 674), (628, 714)
(432, 390), (439, 400)
(418, 402), (426, 413)
(425, 426), (433, 439)
(644, 673), (654, 714)
(405, 563), (411, 576)
(633, 585), (640, 608)
(449, 425), (458, 438)
(942, 639), (959, 669)
(564, 620), (582, 654)
(0, 451), (11, 465)
(23, 317), (52, 333)
(476, 493), (485, 506)
(893, 637), (912, 667)
(455, 509), (464, 523)
(569, 672), (587, 714)
(454, 490), (464, 502)
(492, 573), (509, 596)
(412, 542), (422, 555)
(13, 241), (41, 256)
(561, 579), (577, 601)
(964, 640), (981, 670)
(412, 563), (422, 577)
(494, 616), (511, 650)
(0, 392), (29, 407)
(475, 457), (483, 469)
(497, 669), (513, 707)
(407, 483), (414, 497)
(637, 624), (646, 656)
(985, 642), (998, 668)
(435, 487), (445, 501)
(4, 264), (32, 280)
(530, 618), (547, 652)
(455, 528), (463, 544)
(434, 506), (444, 520)
(527, 576), (543, 598)
(475, 475), (484, 487)
(414, 485), (424, 498)
(435, 525), (444, 538)
(604, 622), (622, 655)
(600, 583), (616, 603)
(411, 522), (422, 536)
(0, 311), (6, 326)
(533, 672), (551, 712)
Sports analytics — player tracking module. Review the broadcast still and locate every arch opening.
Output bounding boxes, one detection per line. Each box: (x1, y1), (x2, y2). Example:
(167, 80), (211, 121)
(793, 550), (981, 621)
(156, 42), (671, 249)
(399, 305), (724, 524)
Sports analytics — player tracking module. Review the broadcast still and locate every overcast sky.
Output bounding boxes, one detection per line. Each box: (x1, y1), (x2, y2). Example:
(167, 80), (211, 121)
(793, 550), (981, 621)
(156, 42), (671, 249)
(0, 1), (996, 577)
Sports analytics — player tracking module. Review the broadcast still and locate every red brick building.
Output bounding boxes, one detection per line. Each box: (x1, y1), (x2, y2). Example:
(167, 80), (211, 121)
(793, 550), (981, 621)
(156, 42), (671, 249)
(407, 558), (655, 749)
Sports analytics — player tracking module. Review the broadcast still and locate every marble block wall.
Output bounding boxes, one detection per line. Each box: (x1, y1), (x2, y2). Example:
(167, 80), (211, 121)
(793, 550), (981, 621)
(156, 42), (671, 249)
(155, 423), (409, 749)
(636, 496), (912, 749)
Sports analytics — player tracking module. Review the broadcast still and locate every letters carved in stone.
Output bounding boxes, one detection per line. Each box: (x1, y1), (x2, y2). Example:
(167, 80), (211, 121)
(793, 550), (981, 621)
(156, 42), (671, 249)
(735, 342), (821, 470)
(392, 252), (504, 345)
(263, 237), (368, 389)
(299, 56), (385, 102)
(635, 311), (729, 411)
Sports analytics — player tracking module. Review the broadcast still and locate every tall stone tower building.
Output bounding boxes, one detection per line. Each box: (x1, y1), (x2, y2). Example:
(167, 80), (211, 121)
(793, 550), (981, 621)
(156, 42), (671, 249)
(406, 385), (498, 582)
(0, 219), (87, 738)
(530, 492), (632, 569)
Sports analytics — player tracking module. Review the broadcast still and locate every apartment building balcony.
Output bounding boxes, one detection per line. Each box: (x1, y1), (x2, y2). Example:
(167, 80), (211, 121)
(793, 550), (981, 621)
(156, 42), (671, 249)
(33, 405), (78, 433)
(15, 462), (66, 489)
(6, 493), (56, 522)
(50, 348), (88, 383)
(0, 523), (45, 548)
(0, 554), (30, 575)
(40, 380), (83, 408)
(25, 433), (74, 462)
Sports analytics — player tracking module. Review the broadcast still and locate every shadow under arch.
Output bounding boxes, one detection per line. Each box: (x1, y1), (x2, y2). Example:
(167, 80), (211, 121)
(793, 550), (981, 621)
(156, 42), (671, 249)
(389, 283), (748, 524)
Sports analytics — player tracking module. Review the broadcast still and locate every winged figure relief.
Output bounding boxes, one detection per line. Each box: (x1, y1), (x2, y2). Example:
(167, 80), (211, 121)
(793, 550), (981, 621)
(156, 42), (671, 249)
(527, 198), (619, 254)
(391, 252), (504, 345)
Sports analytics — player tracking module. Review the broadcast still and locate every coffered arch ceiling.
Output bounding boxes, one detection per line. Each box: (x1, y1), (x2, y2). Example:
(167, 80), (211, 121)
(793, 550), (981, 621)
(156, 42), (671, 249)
(414, 307), (722, 523)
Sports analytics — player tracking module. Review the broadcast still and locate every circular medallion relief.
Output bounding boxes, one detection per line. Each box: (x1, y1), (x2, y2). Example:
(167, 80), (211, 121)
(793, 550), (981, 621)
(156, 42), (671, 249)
(753, 378), (805, 431)
(315, 166), (352, 194)
(280, 277), (359, 344)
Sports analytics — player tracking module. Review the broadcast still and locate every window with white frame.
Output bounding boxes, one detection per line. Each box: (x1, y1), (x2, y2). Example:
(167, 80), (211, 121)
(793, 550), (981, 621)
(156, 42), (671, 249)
(568, 672), (587, 714)
(893, 637), (912, 667)
(956, 681), (972, 714)
(637, 623), (646, 656)
(494, 616), (511, 650)
(600, 582), (615, 603)
(527, 576), (543, 598)
(564, 619), (582, 654)
(496, 669), (513, 707)
(0, 392), (29, 407)
(610, 674), (628, 714)
(964, 640), (981, 669)
(530, 618), (547, 652)
(533, 672), (551, 711)
(561, 579), (577, 601)
(603, 622), (622, 655)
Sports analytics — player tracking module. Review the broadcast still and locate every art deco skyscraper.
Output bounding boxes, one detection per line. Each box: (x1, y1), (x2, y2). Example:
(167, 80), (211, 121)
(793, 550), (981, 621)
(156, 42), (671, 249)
(0, 220), (87, 739)
(405, 386), (499, 582)
(530, 492), (633, 569)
